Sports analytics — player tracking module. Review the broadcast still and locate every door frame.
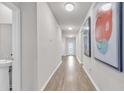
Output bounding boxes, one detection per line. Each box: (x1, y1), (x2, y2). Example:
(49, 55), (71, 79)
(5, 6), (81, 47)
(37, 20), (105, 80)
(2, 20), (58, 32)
(2, 3), (21, 90)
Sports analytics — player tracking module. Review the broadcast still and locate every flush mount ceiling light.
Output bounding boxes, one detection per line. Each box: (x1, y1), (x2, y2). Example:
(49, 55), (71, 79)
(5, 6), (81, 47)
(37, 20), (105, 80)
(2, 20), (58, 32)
(64, 3), (75, 12)
(68, 27), (72, 30)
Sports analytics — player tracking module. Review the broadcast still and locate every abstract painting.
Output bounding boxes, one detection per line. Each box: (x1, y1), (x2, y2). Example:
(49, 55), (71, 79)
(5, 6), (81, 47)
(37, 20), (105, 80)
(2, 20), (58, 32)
(94, 3), (122, 71)
(95, 6), (112, 55)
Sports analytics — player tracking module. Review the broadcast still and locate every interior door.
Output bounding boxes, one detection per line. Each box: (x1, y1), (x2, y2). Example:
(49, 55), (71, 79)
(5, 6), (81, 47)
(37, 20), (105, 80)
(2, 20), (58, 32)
(66, 38), (76, 56)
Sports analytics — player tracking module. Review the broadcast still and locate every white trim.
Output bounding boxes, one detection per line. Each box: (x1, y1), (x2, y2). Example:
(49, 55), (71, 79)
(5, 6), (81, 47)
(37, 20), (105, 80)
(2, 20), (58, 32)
(83, 66), (100, 91)
(76, 56), (100, 90)
(2, 3), (21, 90)
(76, 56), (82, 64)
(40, 61), (62, 91)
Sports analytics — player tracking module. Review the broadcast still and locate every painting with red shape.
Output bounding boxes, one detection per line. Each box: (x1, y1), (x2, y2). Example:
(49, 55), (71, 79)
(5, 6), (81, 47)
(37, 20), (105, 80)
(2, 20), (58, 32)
(95, 8), (112, 54)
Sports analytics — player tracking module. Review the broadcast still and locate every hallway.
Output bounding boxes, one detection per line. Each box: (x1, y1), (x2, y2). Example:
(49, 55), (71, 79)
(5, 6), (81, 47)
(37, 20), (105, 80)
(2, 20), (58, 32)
(1, 2), (124, 91)
(44, 56), (96, 91)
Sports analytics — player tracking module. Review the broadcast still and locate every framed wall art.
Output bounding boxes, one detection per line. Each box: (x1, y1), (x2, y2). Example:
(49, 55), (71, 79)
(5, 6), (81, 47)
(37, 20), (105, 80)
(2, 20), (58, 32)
(94, 3), (123, 71)
(83, 17), (91, 57)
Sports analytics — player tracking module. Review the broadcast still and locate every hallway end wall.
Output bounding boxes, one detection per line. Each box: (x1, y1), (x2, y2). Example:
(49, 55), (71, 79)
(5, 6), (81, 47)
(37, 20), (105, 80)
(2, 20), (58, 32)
(62, 35), (77, 56)
(76, 3), (124, 90)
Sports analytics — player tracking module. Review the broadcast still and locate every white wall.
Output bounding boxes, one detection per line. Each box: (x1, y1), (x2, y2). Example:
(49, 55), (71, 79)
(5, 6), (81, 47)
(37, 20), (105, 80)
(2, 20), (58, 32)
(76, 30), (82, 62)
(76, 3), (124, 90)
(62, 35), (66, 56)
(13, 3), (37, 90)
(14, 2), (62, 90)
(20, 3), (37, 90)
(0, 24), (12, 59)
(37, 3), (62, 90)
(0, 3), (12, 24)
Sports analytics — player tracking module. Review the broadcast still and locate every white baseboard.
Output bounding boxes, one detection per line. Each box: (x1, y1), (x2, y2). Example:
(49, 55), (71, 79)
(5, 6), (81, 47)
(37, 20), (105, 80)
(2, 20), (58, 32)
(77, 56), (100, 91)
(76, 56), (82, 64)
(40, 60), (62, 91)
(83, 66), (100, 91)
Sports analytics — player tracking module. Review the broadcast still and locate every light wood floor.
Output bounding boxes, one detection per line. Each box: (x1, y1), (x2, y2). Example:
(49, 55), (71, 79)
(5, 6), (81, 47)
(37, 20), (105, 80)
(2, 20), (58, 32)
(44, 56), (96, 91)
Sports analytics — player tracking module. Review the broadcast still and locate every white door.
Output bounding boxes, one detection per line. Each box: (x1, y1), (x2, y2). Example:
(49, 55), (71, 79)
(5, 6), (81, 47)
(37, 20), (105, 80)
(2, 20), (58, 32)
(68, 42), (74, 55)
(66, 38), (76, 56)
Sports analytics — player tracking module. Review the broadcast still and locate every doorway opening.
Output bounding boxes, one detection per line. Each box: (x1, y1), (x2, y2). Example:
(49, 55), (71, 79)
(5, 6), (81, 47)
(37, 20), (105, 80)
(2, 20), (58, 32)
(1, 3), (21, 90)
(66, 37), (76, 56)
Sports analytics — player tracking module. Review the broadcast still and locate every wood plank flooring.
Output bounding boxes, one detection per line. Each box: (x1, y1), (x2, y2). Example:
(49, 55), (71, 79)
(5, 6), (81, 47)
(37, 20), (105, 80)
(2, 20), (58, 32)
(44, 56), (96, 91)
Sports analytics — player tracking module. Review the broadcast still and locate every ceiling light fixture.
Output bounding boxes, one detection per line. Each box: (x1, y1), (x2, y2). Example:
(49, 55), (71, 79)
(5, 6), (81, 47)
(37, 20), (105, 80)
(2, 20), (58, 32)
(64, 3), (75, 12)
(68, 27), (72, 30)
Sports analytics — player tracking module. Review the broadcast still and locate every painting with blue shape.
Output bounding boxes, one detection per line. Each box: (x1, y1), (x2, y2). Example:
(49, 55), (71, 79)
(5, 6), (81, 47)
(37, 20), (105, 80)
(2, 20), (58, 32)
(94, 2), (122, 71)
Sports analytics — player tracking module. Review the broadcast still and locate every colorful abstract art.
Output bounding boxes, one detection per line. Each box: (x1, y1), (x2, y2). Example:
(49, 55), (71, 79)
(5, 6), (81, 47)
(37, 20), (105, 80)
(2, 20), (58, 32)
(94, 3), (122, 71)
(95, 6), (112, 55)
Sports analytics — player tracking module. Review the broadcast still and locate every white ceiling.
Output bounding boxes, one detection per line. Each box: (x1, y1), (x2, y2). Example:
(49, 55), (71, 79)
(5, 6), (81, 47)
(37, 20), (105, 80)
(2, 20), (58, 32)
(48, 2), (92, 37)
